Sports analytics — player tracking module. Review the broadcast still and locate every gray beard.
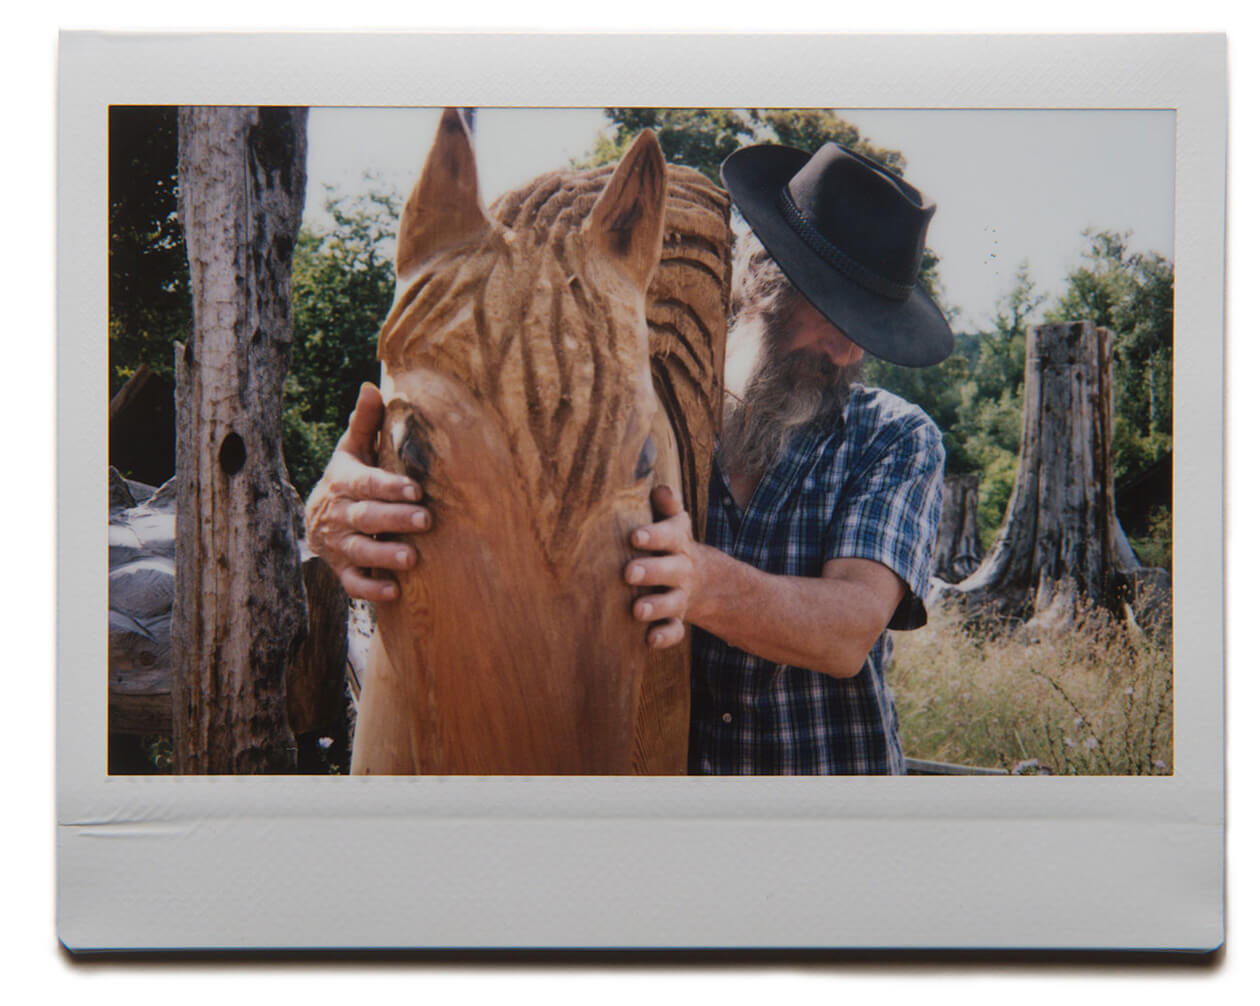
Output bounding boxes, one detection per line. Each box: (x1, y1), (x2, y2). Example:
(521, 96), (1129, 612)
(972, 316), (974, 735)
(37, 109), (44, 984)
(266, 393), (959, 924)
(718, 345), (857, 480)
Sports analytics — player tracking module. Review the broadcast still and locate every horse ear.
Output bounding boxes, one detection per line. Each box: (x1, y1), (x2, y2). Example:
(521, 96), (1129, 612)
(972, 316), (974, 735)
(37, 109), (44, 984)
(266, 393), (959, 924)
(396, 108), (491, 283)
(584, 130), (667, 292)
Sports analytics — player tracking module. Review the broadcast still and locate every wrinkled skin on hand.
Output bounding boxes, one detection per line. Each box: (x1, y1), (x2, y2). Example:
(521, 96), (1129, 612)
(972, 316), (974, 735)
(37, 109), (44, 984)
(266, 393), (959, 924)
(304, 383), (431, 603)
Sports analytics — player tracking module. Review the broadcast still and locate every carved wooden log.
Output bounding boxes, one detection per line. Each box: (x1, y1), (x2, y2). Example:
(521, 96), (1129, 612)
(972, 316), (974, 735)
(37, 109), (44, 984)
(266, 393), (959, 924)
(171, 107), (308, 773)
(933, 473), (982, 583)
(938, 321), (1124, 619)
(352, 110), (729, 774)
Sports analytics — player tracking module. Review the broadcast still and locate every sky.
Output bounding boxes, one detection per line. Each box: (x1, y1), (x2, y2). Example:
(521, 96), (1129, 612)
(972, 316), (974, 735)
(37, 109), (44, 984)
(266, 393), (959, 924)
(305, 106), (1174, 334)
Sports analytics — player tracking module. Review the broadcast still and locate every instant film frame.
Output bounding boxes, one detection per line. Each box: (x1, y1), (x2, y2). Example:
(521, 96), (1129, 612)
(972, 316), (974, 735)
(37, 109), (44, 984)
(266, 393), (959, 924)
(58, 32), (1225, 950)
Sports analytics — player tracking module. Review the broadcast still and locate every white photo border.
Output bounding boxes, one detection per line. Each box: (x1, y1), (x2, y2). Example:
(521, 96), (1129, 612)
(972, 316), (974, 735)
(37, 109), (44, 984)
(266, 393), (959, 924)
(58, 31), (1225, 951)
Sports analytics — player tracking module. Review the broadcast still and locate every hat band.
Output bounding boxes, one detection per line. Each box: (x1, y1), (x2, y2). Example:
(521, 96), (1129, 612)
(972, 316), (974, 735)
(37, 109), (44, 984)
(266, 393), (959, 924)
(776, 187), (914, 302)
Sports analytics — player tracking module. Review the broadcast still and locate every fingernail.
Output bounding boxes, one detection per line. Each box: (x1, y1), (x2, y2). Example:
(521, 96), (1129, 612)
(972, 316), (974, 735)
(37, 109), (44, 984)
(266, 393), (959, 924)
(633, 530), (648, 548)
(395, 548), (411, 567)
(412, 510), (430, 530)
(627, 564), (643, 584)
(382, 584), (398, 600)
(639, 601), (653, 619)
(403, 485), (420, 501)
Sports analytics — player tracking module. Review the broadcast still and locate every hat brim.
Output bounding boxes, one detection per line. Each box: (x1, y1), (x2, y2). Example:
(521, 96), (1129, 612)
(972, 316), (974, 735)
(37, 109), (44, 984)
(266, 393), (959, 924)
(721, 144), (954, 368)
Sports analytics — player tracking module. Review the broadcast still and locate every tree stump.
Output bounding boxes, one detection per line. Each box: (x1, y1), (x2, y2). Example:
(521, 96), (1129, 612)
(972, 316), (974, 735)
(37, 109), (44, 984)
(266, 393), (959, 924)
(933, 473), (982, 583)
(938, 321), (1124, 621)
(171, 107), (309, 773)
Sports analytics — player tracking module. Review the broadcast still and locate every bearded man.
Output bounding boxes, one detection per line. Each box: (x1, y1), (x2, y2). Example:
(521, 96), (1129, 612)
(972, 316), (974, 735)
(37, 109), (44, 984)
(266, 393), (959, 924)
(306, 141), (952, 775)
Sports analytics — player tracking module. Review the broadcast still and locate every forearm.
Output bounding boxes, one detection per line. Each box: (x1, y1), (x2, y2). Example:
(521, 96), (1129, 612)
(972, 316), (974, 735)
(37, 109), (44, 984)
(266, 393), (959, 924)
(688, 544), (889, 679)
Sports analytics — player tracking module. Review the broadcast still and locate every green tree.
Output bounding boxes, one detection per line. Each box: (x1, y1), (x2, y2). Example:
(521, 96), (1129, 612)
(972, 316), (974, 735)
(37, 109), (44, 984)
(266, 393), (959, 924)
(1044, 229), (1173, 483)
(109, 105), (191, 396)
(284, 184), (401, 494)
(576, 108), (754, 183)
(980, 261), (1043, 398)
(749, 109), (906, 177)
(578, 107), (944, 300)
(962, 265), (1045, 542)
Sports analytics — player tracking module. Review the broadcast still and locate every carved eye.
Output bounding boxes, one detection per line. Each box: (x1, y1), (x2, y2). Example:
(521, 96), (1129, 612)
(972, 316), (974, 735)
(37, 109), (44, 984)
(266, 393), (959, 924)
(634, 434), (656, 481)
(391, 413), (431, 485)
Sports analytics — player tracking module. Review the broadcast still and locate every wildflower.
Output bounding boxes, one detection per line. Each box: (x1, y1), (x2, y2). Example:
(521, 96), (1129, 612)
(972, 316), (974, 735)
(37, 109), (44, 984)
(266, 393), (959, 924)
(1154, 760), (1168, 771)
(1074, 716), (1084, 728)
(318, 736), (334, 750)
(1064, 738), (1076, 748)
(1124, 686), (1135, 697)
(1084, 737), (1099, 750)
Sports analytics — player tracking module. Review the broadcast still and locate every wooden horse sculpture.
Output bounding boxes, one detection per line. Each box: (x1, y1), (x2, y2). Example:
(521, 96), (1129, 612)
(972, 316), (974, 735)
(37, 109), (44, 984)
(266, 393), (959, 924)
(351, 109), (729, 774)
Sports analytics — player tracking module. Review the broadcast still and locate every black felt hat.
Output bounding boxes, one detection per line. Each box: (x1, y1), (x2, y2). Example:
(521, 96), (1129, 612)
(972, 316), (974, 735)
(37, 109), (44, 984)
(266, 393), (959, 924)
(720, 142), (953, 367)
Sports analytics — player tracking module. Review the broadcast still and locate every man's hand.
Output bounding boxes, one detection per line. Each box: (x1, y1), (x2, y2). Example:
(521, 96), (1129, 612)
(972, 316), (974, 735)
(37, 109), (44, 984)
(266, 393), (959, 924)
(624, 484), (711, 650)
(305, 383), (431, 602)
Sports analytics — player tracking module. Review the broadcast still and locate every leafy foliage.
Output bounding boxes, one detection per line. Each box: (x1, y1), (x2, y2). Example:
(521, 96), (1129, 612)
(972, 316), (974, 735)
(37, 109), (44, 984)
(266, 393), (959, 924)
(1044, 229), (1173, 485)
(284, 185), (401, 495)
(109, 106), (190, 396)
(577, 108), (943, 299)
(749, 109), (907, 177)
(1129, 505), (1172, 571)
(575, 108), (754, 184)
(866, 263), (1043, 547)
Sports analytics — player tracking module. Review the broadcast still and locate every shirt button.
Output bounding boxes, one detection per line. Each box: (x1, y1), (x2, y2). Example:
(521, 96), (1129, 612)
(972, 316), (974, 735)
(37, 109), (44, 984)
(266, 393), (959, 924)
(721, 712), (733, 724)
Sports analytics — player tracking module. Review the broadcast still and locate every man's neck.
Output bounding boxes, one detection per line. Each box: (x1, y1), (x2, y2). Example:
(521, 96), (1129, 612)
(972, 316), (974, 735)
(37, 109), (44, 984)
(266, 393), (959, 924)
(726, 465), (762, 510)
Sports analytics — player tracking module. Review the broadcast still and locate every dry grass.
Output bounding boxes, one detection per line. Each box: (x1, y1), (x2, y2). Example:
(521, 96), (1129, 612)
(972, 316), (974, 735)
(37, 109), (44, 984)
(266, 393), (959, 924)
(890, 600), (1173, 775)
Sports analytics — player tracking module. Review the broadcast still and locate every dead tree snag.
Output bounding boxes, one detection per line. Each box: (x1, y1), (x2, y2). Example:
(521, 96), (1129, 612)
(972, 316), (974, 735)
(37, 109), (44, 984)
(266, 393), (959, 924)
(171, 107), (308, 773)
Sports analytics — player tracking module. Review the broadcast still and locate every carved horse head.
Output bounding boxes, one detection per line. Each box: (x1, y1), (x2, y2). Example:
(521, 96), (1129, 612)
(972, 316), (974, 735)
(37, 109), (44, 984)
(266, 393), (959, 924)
(351, 109), (728, 774)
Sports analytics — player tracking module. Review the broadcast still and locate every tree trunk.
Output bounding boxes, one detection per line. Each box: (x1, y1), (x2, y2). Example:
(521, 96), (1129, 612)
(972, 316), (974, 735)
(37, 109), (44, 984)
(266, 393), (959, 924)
(932, 473), (982, 583)
(939, 321), (1122, 620)
(171, 107), (308, 773)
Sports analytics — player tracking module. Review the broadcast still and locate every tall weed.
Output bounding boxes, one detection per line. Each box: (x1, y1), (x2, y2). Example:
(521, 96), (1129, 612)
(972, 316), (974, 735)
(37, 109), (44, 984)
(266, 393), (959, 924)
(891, 601), (1173, 775)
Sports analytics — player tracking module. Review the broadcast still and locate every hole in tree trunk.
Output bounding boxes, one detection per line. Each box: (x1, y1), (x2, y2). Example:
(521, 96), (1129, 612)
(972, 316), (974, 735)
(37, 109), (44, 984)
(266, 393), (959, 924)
(219, 432), (247, 475)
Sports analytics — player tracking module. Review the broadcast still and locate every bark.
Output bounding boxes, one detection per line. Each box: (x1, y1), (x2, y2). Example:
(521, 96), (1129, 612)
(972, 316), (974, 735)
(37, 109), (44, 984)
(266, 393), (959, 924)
(932, 473), (982, 583)
(940, 322), (1123, 619)
(171, 106), (308, 773)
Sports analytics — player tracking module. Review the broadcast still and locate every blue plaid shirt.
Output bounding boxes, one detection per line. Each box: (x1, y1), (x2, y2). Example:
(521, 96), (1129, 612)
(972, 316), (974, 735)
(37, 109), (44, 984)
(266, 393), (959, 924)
(689, 384), (945, 775)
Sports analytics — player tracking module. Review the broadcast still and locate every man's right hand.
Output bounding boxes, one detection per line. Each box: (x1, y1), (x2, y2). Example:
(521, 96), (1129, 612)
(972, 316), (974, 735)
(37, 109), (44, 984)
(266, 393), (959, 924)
(305, 382), (431, 602)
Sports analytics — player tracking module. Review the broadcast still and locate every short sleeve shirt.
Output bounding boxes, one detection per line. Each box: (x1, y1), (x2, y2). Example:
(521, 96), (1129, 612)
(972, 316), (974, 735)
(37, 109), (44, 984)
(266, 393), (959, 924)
(689, 384), (945, 775)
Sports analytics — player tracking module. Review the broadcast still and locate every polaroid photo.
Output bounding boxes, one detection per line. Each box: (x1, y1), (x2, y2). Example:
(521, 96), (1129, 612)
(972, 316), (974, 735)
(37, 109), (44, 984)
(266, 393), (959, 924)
(58, 32), (1224, 951)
